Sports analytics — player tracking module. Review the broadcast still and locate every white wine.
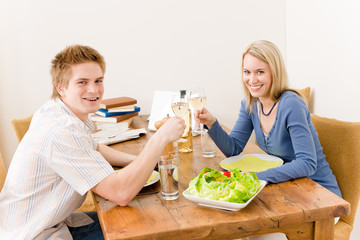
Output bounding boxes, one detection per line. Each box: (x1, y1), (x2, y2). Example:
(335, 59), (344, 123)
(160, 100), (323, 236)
(171, 102), (189, 118)
(178, 108), (193, 153)
(190, 96), (207, 110)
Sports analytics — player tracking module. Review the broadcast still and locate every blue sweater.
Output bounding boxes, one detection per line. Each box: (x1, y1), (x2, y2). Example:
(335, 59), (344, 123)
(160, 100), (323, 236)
(208, 91), (342, 197)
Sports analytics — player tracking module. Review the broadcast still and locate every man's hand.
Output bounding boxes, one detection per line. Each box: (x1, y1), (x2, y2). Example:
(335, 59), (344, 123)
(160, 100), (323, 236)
(156, 116), (186, 143)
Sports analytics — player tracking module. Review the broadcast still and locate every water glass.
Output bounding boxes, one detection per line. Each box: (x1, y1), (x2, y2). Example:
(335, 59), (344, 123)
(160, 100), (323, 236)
(201, 129), (216, 158)
(158, 154), (179, 200)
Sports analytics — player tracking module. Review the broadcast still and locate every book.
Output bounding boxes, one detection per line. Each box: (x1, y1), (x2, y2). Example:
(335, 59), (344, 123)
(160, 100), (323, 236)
(105, 105), (135, 113)
(95, 106), (140, 117)
(90, 112), (139, 123)
(99, 97), (137, 109)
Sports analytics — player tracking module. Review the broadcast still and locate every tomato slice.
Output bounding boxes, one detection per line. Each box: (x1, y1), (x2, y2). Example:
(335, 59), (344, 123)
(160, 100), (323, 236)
(223, 171), (230, 177)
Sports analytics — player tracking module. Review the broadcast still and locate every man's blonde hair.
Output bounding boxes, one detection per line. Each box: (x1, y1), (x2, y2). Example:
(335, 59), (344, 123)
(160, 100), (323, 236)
(50, 45), (106, 99)
(241, 40), (295, 112)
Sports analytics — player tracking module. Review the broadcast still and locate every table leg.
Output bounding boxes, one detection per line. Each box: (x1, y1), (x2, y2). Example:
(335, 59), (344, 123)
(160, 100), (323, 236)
(314, 218), (334, 240)
(281, 222), (313, 240)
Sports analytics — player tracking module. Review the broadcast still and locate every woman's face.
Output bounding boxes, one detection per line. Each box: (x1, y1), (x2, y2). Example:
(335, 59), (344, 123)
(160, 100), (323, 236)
(243, 53), (272, 100)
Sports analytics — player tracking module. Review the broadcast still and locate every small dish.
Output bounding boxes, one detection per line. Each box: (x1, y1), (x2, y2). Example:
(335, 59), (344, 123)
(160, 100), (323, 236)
(219, 154), (283, 172)
(144, 170), (160, 187)
(182, 180), (266, 211)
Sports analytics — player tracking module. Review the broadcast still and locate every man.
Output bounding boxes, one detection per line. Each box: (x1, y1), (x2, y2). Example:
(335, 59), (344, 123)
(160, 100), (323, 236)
(0, 45), (185, 239)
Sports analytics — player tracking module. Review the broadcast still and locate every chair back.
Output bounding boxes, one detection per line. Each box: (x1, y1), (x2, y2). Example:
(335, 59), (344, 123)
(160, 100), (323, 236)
(10, 114), (33, 143)
(296, 86), (311, 107)
(0, 151), (6, 191)
(311, 114), (360, 240)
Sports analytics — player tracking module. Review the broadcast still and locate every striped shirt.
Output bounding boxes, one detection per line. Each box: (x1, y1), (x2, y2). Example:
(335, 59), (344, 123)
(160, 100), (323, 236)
(0, 99), (114, 239)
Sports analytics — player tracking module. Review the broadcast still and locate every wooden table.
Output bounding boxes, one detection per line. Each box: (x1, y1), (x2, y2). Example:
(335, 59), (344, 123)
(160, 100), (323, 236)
(92, 115), (350, 240)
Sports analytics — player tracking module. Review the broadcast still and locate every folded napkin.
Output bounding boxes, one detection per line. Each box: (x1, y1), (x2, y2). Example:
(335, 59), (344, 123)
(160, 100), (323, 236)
(220, 155), (283, 172)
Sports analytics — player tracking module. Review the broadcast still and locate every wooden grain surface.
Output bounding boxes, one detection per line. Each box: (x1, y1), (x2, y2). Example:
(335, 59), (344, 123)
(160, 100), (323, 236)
(92, 115), (350, 240)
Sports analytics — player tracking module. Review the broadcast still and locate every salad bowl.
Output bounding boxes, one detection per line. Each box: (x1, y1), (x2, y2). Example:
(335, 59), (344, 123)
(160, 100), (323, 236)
(182, 180), (266, 211)
(182, 167), (266, 211)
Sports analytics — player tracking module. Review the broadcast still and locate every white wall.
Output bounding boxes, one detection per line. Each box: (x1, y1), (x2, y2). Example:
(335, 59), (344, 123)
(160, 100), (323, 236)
(0, 0), (286, 167)
(0, 0), (359, 239)
(285, 1), (360, 239)
(286, 0), (360, 122)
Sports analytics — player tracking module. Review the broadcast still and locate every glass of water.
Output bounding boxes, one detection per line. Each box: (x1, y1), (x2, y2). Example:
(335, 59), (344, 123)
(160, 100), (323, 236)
(158, 154), (179, 200)
(201, 129), (216, 158)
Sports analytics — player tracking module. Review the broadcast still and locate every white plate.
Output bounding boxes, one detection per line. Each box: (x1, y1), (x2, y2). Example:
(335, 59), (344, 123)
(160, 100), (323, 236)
(116, 170), (160, 187)
(182, 180), (266, 211)
(219, 154), (283, 172)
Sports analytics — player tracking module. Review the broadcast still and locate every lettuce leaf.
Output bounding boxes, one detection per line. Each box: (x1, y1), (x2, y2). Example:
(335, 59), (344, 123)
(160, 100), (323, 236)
(188, 167), (261, 203)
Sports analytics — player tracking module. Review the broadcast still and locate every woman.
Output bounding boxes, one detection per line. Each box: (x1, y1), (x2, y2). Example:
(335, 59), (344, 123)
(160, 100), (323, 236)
(197, 40), (341, 197)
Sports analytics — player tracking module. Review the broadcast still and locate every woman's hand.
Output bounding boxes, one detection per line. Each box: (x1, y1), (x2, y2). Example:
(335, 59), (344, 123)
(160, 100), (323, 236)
(195, 108), (216, 129)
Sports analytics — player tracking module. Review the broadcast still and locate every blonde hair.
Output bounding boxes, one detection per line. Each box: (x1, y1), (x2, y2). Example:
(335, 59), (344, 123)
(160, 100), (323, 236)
(50, 45), (106, 99)
(241, 40), (296, 112)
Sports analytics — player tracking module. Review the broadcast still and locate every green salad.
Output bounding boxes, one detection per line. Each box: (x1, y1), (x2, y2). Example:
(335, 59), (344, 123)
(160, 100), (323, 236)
(188, 167), (261, 203)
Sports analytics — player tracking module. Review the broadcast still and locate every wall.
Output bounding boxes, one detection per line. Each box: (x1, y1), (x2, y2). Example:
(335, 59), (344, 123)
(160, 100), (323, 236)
(0, 0), (359, 239)
(0, 0), (286, 168)
(285, 1), (360, 239)
(286, 0), (360, 122)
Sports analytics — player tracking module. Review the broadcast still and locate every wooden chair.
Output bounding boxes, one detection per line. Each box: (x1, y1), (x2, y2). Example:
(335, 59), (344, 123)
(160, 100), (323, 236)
(10, 114), (33, 142)
(0, 151), (6, 192)
(311, 114), (360, 240)
(296, 86), (311, 108)
(10, 115), (96, 212)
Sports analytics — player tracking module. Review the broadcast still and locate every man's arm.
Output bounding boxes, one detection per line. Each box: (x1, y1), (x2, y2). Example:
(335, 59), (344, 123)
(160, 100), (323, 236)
(91, 117), (185, 206)
(97, 144), (136, 167)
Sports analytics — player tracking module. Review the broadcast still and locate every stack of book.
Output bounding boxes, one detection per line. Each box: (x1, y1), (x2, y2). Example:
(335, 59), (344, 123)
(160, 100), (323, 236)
(90, 97), (140, 123)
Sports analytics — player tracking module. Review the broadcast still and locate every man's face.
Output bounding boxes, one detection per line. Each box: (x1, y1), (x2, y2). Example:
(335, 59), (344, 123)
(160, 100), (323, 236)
(57, 62), (104, 122)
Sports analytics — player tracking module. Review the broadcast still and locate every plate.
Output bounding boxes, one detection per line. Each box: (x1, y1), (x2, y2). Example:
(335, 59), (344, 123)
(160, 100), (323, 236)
(182, 180), (266, 211)
(115, 170), (159, 187)
(219, 154), (283, 172)
(144, 170), (160, 187)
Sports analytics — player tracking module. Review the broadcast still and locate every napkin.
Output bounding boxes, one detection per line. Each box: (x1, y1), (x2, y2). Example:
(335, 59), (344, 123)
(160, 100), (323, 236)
(220, 155), (283, 172)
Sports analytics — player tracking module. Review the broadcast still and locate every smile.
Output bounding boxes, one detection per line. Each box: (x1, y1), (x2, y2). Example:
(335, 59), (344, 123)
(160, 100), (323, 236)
(84, 97), (99, 101)
(250, 85), (263, 90)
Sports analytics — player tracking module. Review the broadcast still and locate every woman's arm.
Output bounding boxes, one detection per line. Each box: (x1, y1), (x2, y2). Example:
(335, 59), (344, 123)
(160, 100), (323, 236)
(256, 96), (317, 183)
(208, 99), (253, 157)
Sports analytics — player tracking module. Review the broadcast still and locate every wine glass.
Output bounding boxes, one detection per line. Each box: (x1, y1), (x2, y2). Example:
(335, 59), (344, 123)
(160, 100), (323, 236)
(189, 88), (207, 134)
(171, 92), (189, 119)
(171, 92), (189, 143)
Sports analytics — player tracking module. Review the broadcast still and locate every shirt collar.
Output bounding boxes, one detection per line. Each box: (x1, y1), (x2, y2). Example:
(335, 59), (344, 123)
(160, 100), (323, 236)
(55, 98), (95, 132)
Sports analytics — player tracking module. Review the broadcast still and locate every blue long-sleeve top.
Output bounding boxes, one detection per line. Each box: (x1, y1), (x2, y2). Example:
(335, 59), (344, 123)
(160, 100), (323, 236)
(208, 91), (342, 197)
